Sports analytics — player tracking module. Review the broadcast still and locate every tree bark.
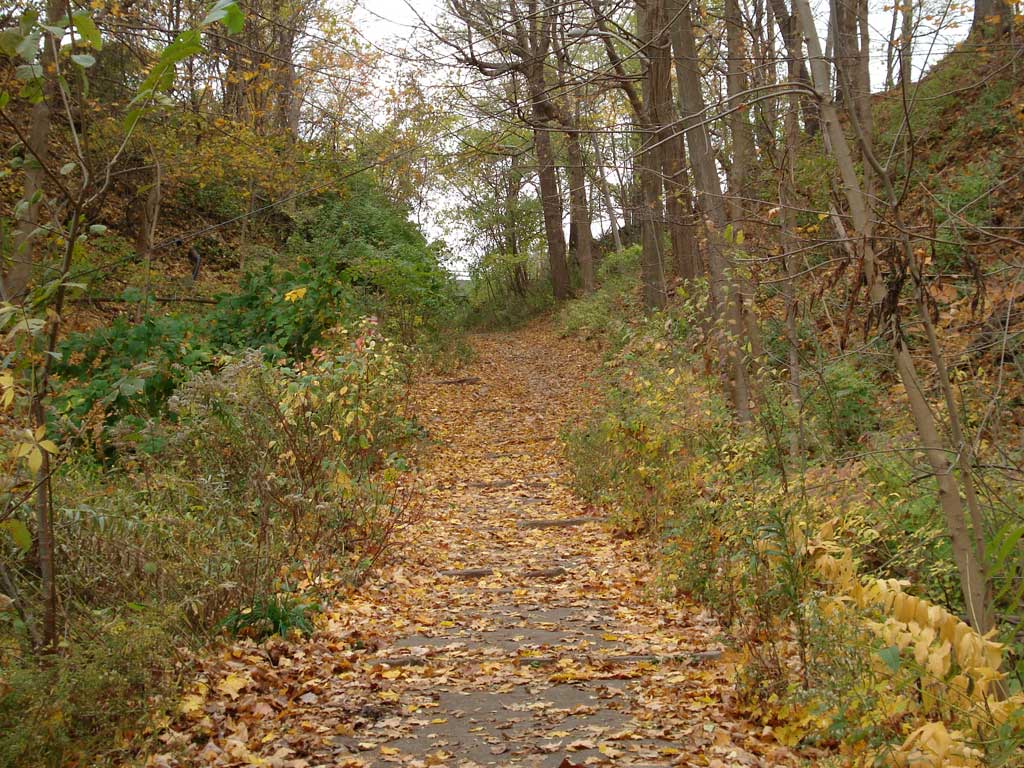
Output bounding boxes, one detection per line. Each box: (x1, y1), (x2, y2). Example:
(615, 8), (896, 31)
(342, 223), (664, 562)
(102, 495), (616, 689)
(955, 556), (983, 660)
(136, 160), (162, 322)
(766, 0), (819, 134)
(780, 53), (804, 458)
(725, 0), (764, 368)
(533, 125), (571, 299)
(663, 133), (700, 281)
(726, 0), (753, 221)
(899, 0), (914, 87)
(565, 128), (595, 293)
(4, 0), (61, 301)
(637, 0), (669, 308)
(591, 134), (623, 252)
(972, 0), (1010, 35)
(670, 0), (752, 421)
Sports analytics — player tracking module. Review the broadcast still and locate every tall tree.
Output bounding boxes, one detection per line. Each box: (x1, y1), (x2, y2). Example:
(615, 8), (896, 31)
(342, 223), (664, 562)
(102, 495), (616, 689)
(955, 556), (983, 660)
(447, 0), (572, 298)
(636, 0), (669, 307)
(670, 0), (753, 422)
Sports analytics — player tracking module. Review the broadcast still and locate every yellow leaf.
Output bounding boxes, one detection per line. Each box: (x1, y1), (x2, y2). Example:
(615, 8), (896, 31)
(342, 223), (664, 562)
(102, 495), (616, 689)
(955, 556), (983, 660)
(27, 446), (43, 474)
(217, 673), (248, 699)
(179, 693), (205, 717)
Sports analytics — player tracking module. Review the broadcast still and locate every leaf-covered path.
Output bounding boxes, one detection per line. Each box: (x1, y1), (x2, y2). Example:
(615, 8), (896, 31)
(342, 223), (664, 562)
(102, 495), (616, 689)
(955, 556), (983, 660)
(157, 322), (796, 768)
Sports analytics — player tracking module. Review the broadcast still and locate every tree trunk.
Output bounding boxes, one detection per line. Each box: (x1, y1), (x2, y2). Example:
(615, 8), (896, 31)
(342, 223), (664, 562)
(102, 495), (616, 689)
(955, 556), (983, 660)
(591, 134), (623, 252)
(565, 129), (595, 293)
(4, 0), (61, 302)
(670, 0), (752, 421)
(663, 133), (700, 281)
(780, 57), (804, 458)
(726, 0), (753, 221)
(239, 175), (255, 272)
(767, 0), (819, 134)
(637, 0), (669, 308)
(533, 125), (571, 299)
(884, 1), (899, 89)
(972, 0), (1010, 35)
(725, 0), (764, 368)
(831, 0), (874, 196)
(899, 0), (914, 86)
(136, 162), (162, 322)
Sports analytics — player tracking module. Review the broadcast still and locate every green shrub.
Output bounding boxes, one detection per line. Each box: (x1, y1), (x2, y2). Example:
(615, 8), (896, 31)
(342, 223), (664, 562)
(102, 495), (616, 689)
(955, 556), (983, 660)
(53, 181), (459, 445)
(843, 455), (959, 608)
(804, 358), (883, 455)
(178, 179), (246, 221)
(213, 187), (458, 354)
(463, 254), (554, 330)
(171, 319), (415, 586)
(54, 314), (212, 438)
(1, 173), (454, 768)
(559, 246), (642, 338)
(596, 245), (641, 283)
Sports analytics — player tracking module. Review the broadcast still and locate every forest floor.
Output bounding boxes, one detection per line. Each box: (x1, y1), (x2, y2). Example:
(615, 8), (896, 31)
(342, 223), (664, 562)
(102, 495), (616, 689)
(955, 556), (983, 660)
(153, 321), (800, 768)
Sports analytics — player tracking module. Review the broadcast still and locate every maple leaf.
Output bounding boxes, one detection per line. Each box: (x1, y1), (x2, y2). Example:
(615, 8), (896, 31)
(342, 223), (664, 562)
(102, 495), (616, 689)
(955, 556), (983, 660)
(217, 673), (248, 699)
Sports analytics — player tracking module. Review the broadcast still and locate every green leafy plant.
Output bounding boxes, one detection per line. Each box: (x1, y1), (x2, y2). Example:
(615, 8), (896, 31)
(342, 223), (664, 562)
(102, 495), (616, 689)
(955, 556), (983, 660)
(219, 594), (318, 640)
(804, 358), (883, 455)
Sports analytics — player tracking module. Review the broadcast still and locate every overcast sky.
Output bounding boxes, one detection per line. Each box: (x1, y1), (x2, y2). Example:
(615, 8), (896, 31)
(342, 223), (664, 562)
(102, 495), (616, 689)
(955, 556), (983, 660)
(352, 0), (441, 44)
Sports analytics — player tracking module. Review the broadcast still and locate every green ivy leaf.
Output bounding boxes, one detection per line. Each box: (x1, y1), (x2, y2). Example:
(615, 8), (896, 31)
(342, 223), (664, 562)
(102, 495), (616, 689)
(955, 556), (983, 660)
(222, 3), (244, 34)
(202, 0), (244, 32)
(70, 53), (96, 68)
(123, 106), (143, 132)
(15, 63), (42, 82)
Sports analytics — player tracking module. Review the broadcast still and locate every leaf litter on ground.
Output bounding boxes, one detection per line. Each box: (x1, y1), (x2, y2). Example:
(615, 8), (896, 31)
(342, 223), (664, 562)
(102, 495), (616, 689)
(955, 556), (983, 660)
(144, 320), (802, 768)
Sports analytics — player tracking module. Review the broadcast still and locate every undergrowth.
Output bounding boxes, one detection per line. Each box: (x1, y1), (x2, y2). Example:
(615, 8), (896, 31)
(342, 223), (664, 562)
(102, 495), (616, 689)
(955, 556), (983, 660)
(0, 180), (454, 766)
(561, 248), (1024, 763)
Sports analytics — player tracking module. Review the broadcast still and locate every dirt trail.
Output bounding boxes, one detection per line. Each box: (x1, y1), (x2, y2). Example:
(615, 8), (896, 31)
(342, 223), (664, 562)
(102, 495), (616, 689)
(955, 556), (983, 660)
(156, 322), (794, 768)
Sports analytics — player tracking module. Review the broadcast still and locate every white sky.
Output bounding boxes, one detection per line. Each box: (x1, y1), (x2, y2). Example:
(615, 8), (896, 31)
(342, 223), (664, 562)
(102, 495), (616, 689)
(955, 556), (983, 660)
(352, 0), (442, 44)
